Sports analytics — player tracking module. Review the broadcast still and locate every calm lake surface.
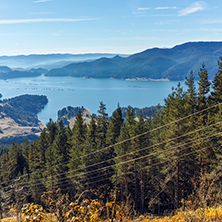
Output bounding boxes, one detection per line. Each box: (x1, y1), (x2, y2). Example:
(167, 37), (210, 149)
(0, 76), (188, 124)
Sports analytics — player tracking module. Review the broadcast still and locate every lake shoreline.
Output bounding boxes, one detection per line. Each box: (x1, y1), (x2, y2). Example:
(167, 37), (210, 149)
(0, 76), (189, 124)
(125, 77), (170, 81)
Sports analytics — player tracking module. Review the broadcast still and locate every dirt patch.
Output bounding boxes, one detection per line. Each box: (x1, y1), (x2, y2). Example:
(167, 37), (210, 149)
(0, 117), (45, 138)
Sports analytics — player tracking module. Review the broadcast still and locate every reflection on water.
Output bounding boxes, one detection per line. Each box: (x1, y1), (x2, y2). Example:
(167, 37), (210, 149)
(0, 76), (187, 124)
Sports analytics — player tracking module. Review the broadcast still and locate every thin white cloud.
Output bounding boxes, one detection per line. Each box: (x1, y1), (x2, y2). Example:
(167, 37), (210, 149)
(155, 7), (177, 10)
(179, 1), (207, 16)
(201, 19), (222, 24)
(33, 0), (52, 3)
(137, 7), (151, 11)
(132, 7), (151, 15)
(137, 14), (177, 17)
(134, 6), (177, 15)
(0, 18), (97, 24)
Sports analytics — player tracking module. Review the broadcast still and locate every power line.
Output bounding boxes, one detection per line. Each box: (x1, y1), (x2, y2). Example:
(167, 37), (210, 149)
(1, 101), (222, 198)
(5, 119), (221, 191)
(19, 142), (220, 197)
(9, 126), (222, 192)
(3, 100), (220, 186)
(3, 118), (220, 192)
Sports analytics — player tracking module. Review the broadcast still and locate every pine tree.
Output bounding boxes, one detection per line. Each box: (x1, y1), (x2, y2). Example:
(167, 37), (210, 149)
(207, 57), (222, 170)
(28, 142), (46, 203)
(147, 105), (166, 214)
(67, 109), (87, 196)
(93, 102), (113, 201)
(197, 63), (211, 126)
(125, 106), (136, 137)
(114, 106), (137, 205)
(83, 114), (101, 191)
(185, 70), (197, 116)
(106, 105), (124, 146)
(195, 64), (215, 169)
(210, 56), (222, 105)
(44, 121), (69, 197)
(87, 114), (97, 146)
(46, 118), (58, 145)
(36, 129), (49, 167)
(96, 101), (108, 149)
(134, 113), (149, 213)
(161, 83), (195, 209)
(114, 123), (131, 201)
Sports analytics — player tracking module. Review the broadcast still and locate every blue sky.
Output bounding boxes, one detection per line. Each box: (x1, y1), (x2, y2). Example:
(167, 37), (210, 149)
(0, 0), (221, 55)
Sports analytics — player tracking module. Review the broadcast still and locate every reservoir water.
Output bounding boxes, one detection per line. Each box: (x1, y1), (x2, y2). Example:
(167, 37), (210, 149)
(0, 76), (187, 124)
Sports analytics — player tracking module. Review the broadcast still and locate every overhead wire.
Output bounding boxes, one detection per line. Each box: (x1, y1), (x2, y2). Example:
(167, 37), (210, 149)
(1, 101), (222, 199)
(1, 118), (221, 193)
(15, 140), (221, 196)
(9, 122), (222, 193)
(4, 117), (221, 191)
(2, 100), (221, 186)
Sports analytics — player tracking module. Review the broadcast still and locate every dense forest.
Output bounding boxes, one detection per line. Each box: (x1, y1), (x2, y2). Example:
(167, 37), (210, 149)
(0, 58), (222, 219)
(0, 94), (48, 127)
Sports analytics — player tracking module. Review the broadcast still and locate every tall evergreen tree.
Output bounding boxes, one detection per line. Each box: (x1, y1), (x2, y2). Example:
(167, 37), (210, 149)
(197, 63), (211, 126)
(206, 58), (222, 170)
(46, 118), (58, 145)
(83, 114), (101, 191)
(134, 113), (150, 213)
(87, 114), (97, 146)
(36, 129), (49, 167)
(210, 56), (222, 105)
(185, 70), (197, 116)
(195, 64), (216, 169)
(106, 105), (124, 146)
(44, 121), (69, 197)
(96, 101), (108, 149)
(114, 123), (131, 201)
(93, 102), (113, 201)
(147, 105), (166, 214)
(114, 106), (137, 206)
(67, 109), (87, 196)
(161, 83), (195, 210)
(28, 142), (46, 203)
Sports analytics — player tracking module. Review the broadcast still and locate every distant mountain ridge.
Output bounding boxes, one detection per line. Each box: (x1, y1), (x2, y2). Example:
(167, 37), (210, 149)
(46, 42), (222, 80)
(0, 66), (47, 79)
(0, 53), (125, 69)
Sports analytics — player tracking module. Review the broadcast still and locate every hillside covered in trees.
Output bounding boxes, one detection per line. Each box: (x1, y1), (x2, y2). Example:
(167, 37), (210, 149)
(0, 95), (48, 144)
(0, 57), (222, 220)
(46, 42), (222, 81)
(0, 66), (47, 79)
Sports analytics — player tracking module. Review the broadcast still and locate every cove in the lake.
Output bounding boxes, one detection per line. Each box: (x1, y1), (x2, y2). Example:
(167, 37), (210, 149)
(0, 76), (188, 124)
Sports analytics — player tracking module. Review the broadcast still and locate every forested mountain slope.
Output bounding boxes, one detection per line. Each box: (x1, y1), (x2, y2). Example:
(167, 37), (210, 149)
(0, 95), (48, 144)
(46, 42), (222, 80)
(0, 66), (47, 79)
